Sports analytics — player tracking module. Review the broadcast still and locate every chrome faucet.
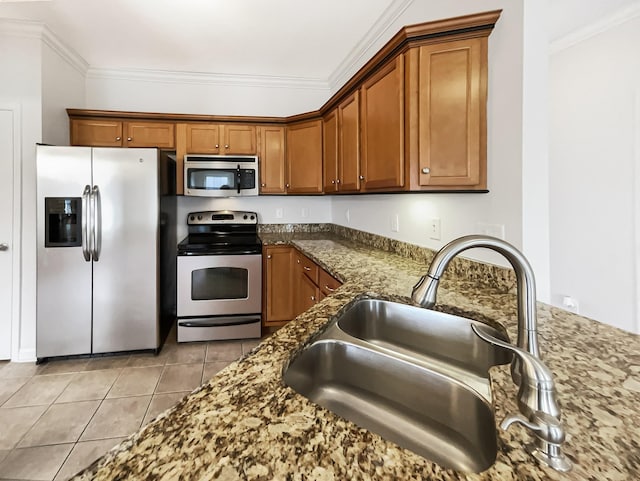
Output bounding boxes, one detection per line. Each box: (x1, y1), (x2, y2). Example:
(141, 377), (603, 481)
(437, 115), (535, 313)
(411, 235), (540, 382)
(412, 235), (572, 472)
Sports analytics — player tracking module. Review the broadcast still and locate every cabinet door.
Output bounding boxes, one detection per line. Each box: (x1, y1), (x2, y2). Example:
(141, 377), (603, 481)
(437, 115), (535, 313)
(338, 92), (361, 192)
(223, 125), (257, 154)
(297, 273), (319, 315)
(71, 119), (123, 147)
(286, 120), (323, 194)
(263, 246), (294, 325)
(323, 109), (339, 192)
(186, 124), (221, 153)
(125, 122), (175, 148)
(258, 126), (286, 194)
(418, 38), (484, 186)
(360, 56), (405, 190)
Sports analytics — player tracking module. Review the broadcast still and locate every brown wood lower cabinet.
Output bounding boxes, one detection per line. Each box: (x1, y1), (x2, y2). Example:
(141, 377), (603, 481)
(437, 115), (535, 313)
(262, 245), (342, 327)
(262, 246), (294, 327)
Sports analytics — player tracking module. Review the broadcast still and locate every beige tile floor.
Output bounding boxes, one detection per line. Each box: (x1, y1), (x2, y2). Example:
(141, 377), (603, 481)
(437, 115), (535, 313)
(0, 332), (260, 481)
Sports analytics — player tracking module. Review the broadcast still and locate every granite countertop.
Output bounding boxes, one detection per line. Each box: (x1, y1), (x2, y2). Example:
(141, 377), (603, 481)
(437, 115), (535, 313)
(73, 231), (640, 480)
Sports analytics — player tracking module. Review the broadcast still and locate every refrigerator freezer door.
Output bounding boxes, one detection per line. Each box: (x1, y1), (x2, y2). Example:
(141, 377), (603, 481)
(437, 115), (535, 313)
(36, 145), (93, 358)
(91, 148), (159, 353)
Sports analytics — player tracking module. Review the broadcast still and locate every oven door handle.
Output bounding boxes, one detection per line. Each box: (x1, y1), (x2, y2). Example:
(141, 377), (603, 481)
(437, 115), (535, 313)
(178, 316), (260, 328)
(236, 164), (241, 194)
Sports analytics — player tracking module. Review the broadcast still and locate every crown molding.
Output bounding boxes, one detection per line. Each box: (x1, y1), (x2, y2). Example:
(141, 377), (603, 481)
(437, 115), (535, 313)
(327, 0), (414, 91)
(0, 18), (89, 74)
(86, 67), (330, 91)
(550, 1), (640, 54)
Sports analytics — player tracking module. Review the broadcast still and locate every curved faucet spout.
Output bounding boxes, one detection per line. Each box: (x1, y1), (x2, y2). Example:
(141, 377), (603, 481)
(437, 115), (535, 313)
(411, 235), (540, 381)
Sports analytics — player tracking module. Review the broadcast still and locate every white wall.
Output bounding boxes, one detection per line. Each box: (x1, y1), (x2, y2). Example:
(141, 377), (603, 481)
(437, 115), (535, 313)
(549, 16), (640, 333)
(176, 196), (331, 240)
(0, 26), (43, 361)
(41, 40), (86, 145)
(86, 72), (330, 117)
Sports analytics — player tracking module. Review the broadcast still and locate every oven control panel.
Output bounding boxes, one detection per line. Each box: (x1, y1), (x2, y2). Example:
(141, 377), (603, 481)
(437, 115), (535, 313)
(187, 210), (257, 225)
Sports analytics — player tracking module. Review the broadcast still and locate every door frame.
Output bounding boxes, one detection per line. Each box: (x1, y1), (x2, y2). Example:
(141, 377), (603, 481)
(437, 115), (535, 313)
(0, 103), (22, 360)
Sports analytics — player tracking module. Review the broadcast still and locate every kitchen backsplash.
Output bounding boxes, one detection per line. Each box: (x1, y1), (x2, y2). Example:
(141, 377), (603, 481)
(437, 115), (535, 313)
(259, 223), (517, 293)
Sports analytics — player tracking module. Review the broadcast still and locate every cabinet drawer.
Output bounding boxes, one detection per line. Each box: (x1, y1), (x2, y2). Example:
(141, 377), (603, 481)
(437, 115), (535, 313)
(319, 269), (342, 296)
(296, 252), (319, 284)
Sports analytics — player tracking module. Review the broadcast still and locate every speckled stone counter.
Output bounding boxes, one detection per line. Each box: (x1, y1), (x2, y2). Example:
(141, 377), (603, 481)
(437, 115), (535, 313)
(72, 228), (640, 480)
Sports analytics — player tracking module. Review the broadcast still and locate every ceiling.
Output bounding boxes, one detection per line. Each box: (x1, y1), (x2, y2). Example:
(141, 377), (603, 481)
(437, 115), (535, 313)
(1, 0), (638, 81)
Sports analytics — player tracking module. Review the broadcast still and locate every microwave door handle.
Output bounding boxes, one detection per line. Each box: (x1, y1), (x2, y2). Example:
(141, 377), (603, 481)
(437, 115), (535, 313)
(237, 164), (241, 194)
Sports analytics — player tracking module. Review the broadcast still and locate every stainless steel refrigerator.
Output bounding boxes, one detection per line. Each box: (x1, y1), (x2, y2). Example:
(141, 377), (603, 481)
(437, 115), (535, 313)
(36, 145), (176, 361)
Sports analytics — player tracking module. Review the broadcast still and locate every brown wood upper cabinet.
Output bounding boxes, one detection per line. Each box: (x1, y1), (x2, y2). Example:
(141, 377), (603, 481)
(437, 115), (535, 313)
(360, 55), (405, 191)
(286, 119), (323, 194)
(323, 92), (361, 193)
(184, 123), (256, 155)
(71, 119), (175, 148)
(414, 38), (487, 188)
(257, 125), (286, 194)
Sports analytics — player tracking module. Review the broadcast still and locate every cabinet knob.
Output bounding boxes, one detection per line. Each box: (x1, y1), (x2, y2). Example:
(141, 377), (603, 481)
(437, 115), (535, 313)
(261, 183), (266, 187)
(285, 183), (290, 188)
(115, 137), (121, 141)
(311, 295), (316, 301)
(359, 175), (365, 180)
(267, 254), (272, 259)
(331, 180), (335, 184)
(215, 144), (219, 148)
(0, 243), (8, 251)
(127, 137), (132, 141)
(224, 144), (230, 149)
(422, 168), (430, 174)
(336, 179), (341, 184)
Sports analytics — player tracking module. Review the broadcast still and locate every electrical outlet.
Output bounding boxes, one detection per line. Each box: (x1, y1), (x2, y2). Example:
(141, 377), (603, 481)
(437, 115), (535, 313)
(345, 209), (350, 223)
(562, 296), (579, 314)
(428, 218), (441, 240)
(301, 207), (309, 218)
(275, 208), (284, 219)
(391, 214), (399, 232)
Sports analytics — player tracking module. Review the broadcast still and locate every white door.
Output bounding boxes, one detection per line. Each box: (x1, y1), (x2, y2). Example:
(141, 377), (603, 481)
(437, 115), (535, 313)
(0, 110), (15, 359)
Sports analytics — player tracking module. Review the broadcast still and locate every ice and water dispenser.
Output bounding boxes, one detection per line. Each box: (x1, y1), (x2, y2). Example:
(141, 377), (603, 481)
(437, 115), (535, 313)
(44, 197), (82, 247)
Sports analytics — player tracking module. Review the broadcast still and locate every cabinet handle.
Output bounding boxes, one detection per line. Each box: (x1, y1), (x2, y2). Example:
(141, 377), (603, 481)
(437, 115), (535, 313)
(267, 254), (272, 259)
(127, 137), (132, 141)
(311, 295), (316, 301)
(422, 168), (430, 174)
(359, 175), (365, 180)
(297, 259), (301, 264)
(115, 137), (121, 141)
(303, 266), (311, 271)
(286, 183), (290, 188)
(215, 144), (219, 148)
(0, 243), (8, 251)
(324, 285), (336, 292)
(224, 144), (230, 149)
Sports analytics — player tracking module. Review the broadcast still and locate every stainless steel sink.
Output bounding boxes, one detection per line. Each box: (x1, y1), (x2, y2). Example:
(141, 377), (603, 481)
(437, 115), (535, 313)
(283, 339), (498, 473)
(337, 299), (511, 378)
(283, 298), (512, 472)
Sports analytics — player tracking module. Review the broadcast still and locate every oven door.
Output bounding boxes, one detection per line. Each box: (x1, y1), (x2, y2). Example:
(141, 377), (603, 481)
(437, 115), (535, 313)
(177, 254), (262, 317)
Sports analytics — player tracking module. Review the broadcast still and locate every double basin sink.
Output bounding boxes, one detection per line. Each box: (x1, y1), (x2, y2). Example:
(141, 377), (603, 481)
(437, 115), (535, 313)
(283, 298), (512, 473)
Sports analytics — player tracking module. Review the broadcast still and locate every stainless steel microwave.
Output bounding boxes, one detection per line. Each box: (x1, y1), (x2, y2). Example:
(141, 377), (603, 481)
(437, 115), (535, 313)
(184, 155), (259, 197)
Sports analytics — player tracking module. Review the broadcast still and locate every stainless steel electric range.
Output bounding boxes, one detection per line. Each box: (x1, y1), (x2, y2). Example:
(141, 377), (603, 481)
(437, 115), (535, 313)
(176, 210), (262, 342)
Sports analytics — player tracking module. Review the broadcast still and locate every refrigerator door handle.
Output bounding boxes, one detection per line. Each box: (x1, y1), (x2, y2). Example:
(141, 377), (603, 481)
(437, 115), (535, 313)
(81, 185), (91, 261)
(91, 185), (102, 261)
